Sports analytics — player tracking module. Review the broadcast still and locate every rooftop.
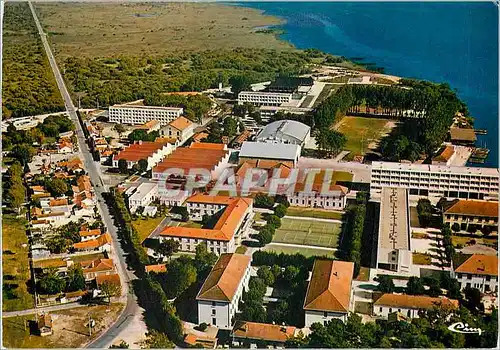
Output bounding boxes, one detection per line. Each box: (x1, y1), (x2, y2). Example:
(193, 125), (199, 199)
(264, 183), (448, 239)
(73, 233), (112, 250)
(371, 161), (499, 177)
(79, 228), (102, 237)
(444, 199), (498, 218)
(303, 259), (354, 313)
(231, 321), (296, 343)
(80, 258), (114, 274)
(239, 141), (300, 161)
(113, 141), (168, 162)
(455, 254), (498, 276)
(168, 116), (194, 131)
(129, 182), (158, 202)
(378, 187), (410, 251)
(145, 264), (167, 273)
(197, 253), (251, 302)
(256, 120), (310, 144)
(374, 294), (459, 310)
(96, 273), (121, 287)
(160, 195), (252, 241)
(432, 145), (455, 163)
(110, 104), (183, 111)
(450, 127), (477, 142)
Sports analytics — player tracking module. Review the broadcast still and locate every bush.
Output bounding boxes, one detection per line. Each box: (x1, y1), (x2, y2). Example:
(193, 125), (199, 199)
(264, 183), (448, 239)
(274, 204), (287, 218)
(266, 215), (281, 229)
(195, 323), (208, 332)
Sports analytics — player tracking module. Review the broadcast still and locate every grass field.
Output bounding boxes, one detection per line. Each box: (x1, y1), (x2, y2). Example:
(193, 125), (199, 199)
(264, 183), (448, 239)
(35, 2), (291, 57)
(132, 216), (164, 242)
(2, 303), (124, 348)
(451, 235), (497, 248)
(2, 215), (34, 312)
(286, 207), (344, 220)
(336, 116), (394, 156)
(272, 218), (341, 248)
(264, 245), (335, 258)
(235, 246), (248, 254)
(412, 252), (432, 265)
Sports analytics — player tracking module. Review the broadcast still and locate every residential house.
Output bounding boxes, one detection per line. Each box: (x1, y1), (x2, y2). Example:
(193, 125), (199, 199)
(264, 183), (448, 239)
(373, 294), (459, 319)
(183, 334), (217, 348)
(112, 141), (174, 170)
(231, 321), (296, 348)
(160, 116), (195, 144)
(79, 229), (103, 242)
(57, 139), (73, 154)
(145, 264), (167, 274)
(81, 258), (115, 281)
(197, 253), (251, 329)
(304, 260), (354, 327)
(73, 233), (112, 252)
(453, 254), (498, 292)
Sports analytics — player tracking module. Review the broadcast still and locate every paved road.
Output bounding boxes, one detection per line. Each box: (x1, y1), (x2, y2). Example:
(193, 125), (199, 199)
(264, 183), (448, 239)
(28, 3), (141, 347)
(3, 302), (86, 318)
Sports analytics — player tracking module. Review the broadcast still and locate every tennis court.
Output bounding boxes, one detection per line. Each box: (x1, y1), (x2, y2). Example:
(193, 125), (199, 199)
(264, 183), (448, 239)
(272, 218), (341, 248)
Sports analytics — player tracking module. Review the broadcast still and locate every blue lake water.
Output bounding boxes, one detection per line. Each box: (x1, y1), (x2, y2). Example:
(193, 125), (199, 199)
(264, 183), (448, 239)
(241, 2), (498, 167)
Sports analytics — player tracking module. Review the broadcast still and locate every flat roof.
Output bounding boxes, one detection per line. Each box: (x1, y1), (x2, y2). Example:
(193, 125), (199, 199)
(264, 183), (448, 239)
(371, 161), (499, 177)
(129, 182), (158, 202)
(110, 104), (183, 111)
(256, 120), (310, 144)
(378, 187), (410, 251)
(239, 141), (300, 161)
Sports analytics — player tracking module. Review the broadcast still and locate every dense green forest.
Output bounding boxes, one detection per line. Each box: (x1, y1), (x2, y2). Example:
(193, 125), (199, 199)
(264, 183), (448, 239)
(60, 49), (327, 108)
(2, 2), (64, 119)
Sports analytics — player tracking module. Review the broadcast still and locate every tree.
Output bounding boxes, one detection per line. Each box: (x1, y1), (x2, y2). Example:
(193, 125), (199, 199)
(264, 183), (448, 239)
(229, 75), (252, 95)
(113, 124), (126, 138)
(274, 204), (287, 218)
(374, 275), (395, 293)
(110, 340), (129, 348)
(315, 128), (347, 156)
(39, 269), (66, 295)
(66, 264), (86, 292)
(7, 182), (25, 212)
(46, 178), (68, 197)
(257, 266), (275, 286)
(257, 226), (273, 246)
(195, 242), (217, 269)
(254, 193), (274, 209)
(154, 239), (180, 261)
(137, 159), (149, 173)
(240, 298), (267, 322)
(417, 198), (433, 228)
(171, 206), (189, 222)
(143, 330), (175, 348)
(481, 226), (492, 236)
(463, 287), (483, 314)
(100, 281), (122, 304)
(11, 144), (35, 165)
(118, 159), (129, 174)
(266, 215), (281, 229)
(451, 222), (461, 233)
(282, 265), (300, 281)
(222, 117), (238, 137)
(162, 258), (197, 298)
(406, 277), (426, 295)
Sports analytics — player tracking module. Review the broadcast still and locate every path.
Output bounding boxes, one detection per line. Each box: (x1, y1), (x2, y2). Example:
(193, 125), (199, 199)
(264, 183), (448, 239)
(2, 302), (87, 318)
(284, 215), (342, 224)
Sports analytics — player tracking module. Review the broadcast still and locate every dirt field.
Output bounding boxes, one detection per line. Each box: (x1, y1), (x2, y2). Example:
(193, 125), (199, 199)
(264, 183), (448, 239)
(2, 303), (124, 348)
(34, 2), (292, 58)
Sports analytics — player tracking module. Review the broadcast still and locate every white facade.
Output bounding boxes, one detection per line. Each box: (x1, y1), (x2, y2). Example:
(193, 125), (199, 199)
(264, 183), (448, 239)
(161, 236), (236, 255)
(160, 123), (195, 144)
(112, 143), (175, 170)
(109, 105), (183, 126)
(128, 182), (159, 213)
(373, 304), (423, 319)
(305, 310), (348, 327)
(198, 263), (251, 329)
(370, 161), (499, 200)
(238, 91), (292, 106)
(454, 272), (498, 292)
(288, 192), (347, 210)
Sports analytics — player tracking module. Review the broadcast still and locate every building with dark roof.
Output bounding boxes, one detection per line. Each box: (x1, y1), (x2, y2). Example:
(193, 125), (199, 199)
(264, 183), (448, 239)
(266, 76), (314, 93)
(196, 253), (251, 329)
(303, 259), (354, 327)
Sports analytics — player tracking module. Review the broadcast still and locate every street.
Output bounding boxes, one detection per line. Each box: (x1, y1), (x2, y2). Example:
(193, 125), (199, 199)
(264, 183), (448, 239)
(28, 2), (142, 347)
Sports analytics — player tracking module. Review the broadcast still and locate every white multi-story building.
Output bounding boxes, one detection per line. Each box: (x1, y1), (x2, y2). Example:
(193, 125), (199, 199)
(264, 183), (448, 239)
(373, 294), (459, 319)
(370, 161), (499, 200)
(197, 253), (251, 329)
(452, 254), (498, 292)
(303, 259), (354, 327)
(238, 91), (292, 107)
(128, 182), (159, 213)
(376, 187), (412, 274)
(109, 104), (183, 126)
(159, 195), (254, 255)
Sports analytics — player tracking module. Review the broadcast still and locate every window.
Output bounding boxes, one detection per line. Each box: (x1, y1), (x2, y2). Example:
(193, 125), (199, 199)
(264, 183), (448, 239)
(389, 308), (392, 313)
(212, 301), (216, 307)
(486, 276), (491, 282)
(379, 307), (382, 312)
(467, 275), (472, 280)
(212, 318), (216, 326)
(323, 311), (328, 318)
(212, 309), (216, 316)
(466, 283), (471, 288)
(457, 273), (462, 279)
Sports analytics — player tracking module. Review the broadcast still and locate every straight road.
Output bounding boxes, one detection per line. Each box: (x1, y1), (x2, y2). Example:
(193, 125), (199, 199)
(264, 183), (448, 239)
(28, 3), (141, 347)
(3, 302), (85, 318)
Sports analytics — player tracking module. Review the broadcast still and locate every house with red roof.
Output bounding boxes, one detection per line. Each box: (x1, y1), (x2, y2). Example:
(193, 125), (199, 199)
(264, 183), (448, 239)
(453, 254), (498, 292)
(112, 141), (174, 170)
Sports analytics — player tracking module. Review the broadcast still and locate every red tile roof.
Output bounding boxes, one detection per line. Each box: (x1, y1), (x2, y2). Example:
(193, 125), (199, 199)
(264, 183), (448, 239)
(231, 321), (296, 343)
(444, 199), (498, 218)
(145, 264), (167, 273)
(113, 141), (167, 162)
(96, 273), (121, 287)
(304, 259), (354, 313)
(374, 294), (459, 310)
(197, 253), (251, 302)
(168, 116), (193, 131)
(73, 233), (112, 250)
(455, 254), (498, 276)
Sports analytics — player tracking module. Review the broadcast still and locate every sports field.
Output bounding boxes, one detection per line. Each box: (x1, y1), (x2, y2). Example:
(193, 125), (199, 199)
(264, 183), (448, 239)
(264, 245), (335, 258)
(272, 218), (341, 248)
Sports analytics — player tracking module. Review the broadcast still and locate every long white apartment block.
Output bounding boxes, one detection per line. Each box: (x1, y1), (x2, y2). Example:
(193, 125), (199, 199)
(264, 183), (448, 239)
(370, 161), (499, 200)
(238, 91), (292, 106)
(108, 104), (183, 126)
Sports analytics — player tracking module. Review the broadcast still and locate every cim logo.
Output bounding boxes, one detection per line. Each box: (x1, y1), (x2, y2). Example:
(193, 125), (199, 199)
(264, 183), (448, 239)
(447, 322), (483, 336)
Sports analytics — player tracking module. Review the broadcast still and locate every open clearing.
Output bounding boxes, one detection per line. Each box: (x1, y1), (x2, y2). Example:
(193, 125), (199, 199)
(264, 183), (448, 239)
(286, 207), (344, 220)
(34, 2), (292, 57)
(2, 215), (34, 312)
(2, 303), (124, 348)
(132, 216), (164, 243)
(264, 245), (335, 258)
(336, 116), (394, 156)
(272, 218), (341, 248)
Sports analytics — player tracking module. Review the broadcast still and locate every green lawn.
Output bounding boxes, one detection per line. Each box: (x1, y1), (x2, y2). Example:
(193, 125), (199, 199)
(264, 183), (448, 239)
(272, 218), (342, 248)
(178, 220), (203, 229)
(286, 207), (344, 220)
(451, 235), (497, 248)
(2, 215), (34, 312)
(132, 216), (165, 243)
(413, 252), (432, 265)
(235, 246), (248, 254)
(337, 116), (393, 156)
(263, 245), (335, 258)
